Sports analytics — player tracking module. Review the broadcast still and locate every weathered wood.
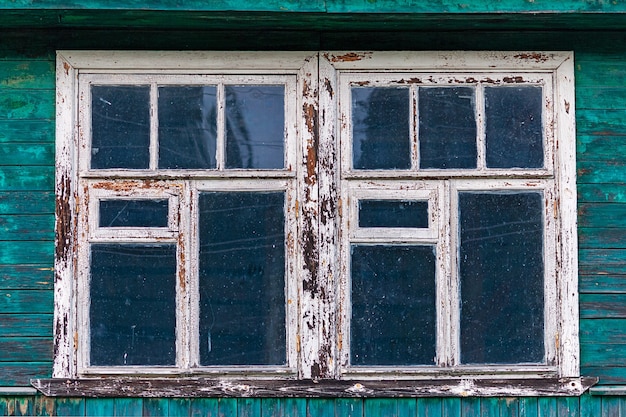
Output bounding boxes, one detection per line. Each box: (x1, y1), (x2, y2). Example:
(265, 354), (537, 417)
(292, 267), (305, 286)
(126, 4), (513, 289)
(0, 289), (52, 313)
(580, 294), (626, 319)
(335, 398), (362, 417)
(167, 399), (190, 417)
(0, 144), (54, 166)
(582, 367), (626, 385)
(0, 192), (54, 215)
(284, 398), (307, 417)
(0, 362), (51, 386)
(0, 60), (54, 90)
(579, 204), (626, 228)
(85, 398), (114, 417)
(0, 89), (54, 120)
(577, 109), (626, 137)
(0, 337), (52, 362)
(578, 228), (626, 250)
(0, 166), (54, 191)
(579, 249), (626, 276)
(0, 313), (52, 337)
(0, 120), (54, 143)
(0, 241), (52, 265)
(0, 214), (54, 241)
(578, 183), (626, 204)
(519, 397), (539, 417)
(0, 265), (53, 290)
(30, 378), (598, 398)
(54, 397), (85, 416)
(578, 136), (626, 163)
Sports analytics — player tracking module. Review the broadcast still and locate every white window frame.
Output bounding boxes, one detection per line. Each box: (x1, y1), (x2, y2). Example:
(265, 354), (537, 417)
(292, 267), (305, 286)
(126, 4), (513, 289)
(52, 50), (584, 395)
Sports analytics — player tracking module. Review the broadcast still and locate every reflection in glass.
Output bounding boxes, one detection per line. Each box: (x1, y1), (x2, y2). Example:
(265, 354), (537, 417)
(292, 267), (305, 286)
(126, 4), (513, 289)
(158, 86), (217, 169)
(419, 87), (477, 169)
(99, 199), (168, 228)
(225, 86), (285, 169)
(91, 86), (150, 169)
(199, 192), (286, 365)
(90, 244), (176, 366)
(351, 245), (436, 366)
(459, 192), (544, 364)
(358, 200), (429, 228)
(485, 86), (544, 168)
(352, 87), (411, 170)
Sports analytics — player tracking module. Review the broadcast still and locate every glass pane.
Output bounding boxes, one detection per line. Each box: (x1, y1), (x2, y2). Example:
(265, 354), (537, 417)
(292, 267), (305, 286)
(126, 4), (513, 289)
(358, 200), (428, 228)
(158, 86), (217, 169)
(352, 87), (411, 170)
(485, 86), (544, 168)
(351, 245), (436, 366)
(199, 192), (286, 365)
(91, 86), (150, 169)
(225, 85), (285, 169)
(90, 244), (176, 366)
(459, 192), (544, 364)
(419, 87), (477, 169)
(99, 199), (169, 228)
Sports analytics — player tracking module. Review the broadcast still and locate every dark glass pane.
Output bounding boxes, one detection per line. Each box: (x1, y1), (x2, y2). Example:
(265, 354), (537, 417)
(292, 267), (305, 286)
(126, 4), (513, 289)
(352, 87), (411, 170)
(99, 199), (168, 228)
(419, 87), (477, 169)
(358, 200), (429, 228)
(91, 86), (150, 169)
(158, 86), (217, 169)
(90, 244), (176, 366)
(459, 192), (544, 364)
(199, 192), (286, 365)
(351, 245), (436, 366)
(485, 86), (544, 168)
(225, 86), (285, 169)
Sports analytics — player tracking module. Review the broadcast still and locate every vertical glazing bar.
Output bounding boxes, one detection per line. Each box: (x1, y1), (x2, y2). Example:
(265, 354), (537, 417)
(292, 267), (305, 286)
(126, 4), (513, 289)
(411, 85), (419, 171)
(475, 84), (486, 171)
(216, 83), (225, 170)
(150, 83), (159, 171)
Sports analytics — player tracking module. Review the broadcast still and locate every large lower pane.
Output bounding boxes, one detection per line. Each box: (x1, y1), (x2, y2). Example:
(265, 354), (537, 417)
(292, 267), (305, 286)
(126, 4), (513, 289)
(199, 192), (286, 365)
(419, 87), (477, 169)
(459, 192), (544, 364)
(158, 86), (217, 169)
(91, 86), (151, 169)
(351, 245), (436, 366)
(225, 85), (285, 169)
(485, 86), (543, 168)
(352, 87), (411, 170)
(90, 244), (177, 366)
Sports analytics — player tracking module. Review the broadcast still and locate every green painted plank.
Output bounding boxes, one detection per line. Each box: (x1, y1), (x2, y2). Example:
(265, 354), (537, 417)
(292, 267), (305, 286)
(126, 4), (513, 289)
(55, 398), (85, 417)
(417, 397), (441, 417)
(582, 366), (626, 385)
(335, 398), (362, 417)
(0, 214), (54, 241)
(308, 399), (333, 417)
(576, 62), (626, 88)
(114, 398), (143, 417)
(0, 89), (54, 120)
(578, 184), (626, 204)
(460, 397), (480, 417)
(0, 313), (52, 337)
(579, 249), (626, 276)
(396, 398), (416, 417)
(579, 393), (601, 417)
(577, 109), (626, 137)
(0, 191), (54, 215)
(0, 143), (54, 166)
(218, 398), (237, 417)
(578, 135), (626, 162)
(0, 265), (53, 290)
(143, 398), (169, 417)
(481, 397), (500, 417)
(582, 342), (626, 368)
(85, 398), (115, 417)
(519, 397), (538, 417)
(442, 397), (459, 417)
(0, 362), (51, 386)
(0, 289), (52, 313)
(238, 398), (261, 417)
(537, 398), (556, 417)
(581, 294), (626, 318)
(601, 396), (620, 417)
(578, 160), (626, 184)
(282, 398), (306, 417)
(576, 88), (626, 110)
(10, 397), (33, 416)
(580, 274), (626, 294)
(579, 204), (626, 228)
(33, 396), (56, 416)
(364, 398), (395, 417)
(0, 397), (8, 415)
(0, 166), (54, 191)
(190, 398), (218, 417)
(0, 120), (54, 143)
(0, 336), (51, 362)
(0, 241), (53, 265)
(579, 228), (626, 250)
(556, 396), (579, 417)
(168, 399), (191, 417)
(0, 61), (54, 90)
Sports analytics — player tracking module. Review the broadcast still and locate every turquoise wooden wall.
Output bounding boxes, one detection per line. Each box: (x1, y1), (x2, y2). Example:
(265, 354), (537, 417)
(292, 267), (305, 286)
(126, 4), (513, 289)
(1, 2), (626, 414)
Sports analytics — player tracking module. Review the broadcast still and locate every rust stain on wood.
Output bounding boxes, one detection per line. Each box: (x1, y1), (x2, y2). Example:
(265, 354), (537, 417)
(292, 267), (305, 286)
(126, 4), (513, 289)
(325, 52), (371, 63)
(503, 76), (525, 83)
(514, 53), (550, 63)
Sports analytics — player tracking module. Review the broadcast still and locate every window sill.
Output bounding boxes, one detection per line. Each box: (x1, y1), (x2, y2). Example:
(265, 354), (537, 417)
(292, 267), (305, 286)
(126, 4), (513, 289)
(32, 377), (597, 398)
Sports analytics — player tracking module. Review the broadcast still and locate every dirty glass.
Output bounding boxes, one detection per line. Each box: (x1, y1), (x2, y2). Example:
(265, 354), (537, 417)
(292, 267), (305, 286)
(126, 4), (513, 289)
(485, 86), (544, 168)
(91, 86), (150, 169)
(199, 191), (286, 365)
(99, 199), (168, 228)
(459, 192), (544, 364)
(225, 85), (285, 169)
(358, 200), (429, 228)
(351, 245), (436, 366)
(419, 87), (477, 169)
(90, 244), (176, 366)
(158, 86), (217, 169)
(352, 87), (411, 170)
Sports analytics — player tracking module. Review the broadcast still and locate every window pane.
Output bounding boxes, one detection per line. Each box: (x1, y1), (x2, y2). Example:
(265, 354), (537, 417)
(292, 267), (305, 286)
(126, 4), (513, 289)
(99, 199), (168, 228)
(358, 200), (429, 228)
(225, 85), (285, 169)
(419, 87), (477, 169)
(90, 244), (176, 366)
(459, 192), (544, 364)
(351, 245), (436, 366)
(485, 86), (544, 168)
(91, 86), (150, 169)
(352, 87), (411, 170)
(199, 192), (286, 365)
(158, 86), (217, 169)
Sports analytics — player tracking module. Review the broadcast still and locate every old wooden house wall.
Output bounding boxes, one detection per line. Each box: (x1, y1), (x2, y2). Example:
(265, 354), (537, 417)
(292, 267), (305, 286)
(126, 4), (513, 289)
(1, 1), (626, 415)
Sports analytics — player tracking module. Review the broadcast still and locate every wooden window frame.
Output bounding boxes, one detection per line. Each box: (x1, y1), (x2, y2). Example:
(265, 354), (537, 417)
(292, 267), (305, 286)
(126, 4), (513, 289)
(40, 50), (595, 397)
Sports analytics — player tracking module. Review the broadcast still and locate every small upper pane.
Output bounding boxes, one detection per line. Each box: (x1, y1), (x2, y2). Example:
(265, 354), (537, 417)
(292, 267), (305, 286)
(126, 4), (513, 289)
(99, 199), (169, 228)
(419, 87), (477, 169)
(352, 87), (411, 170)
(158, 86), (217, 169)
(485, 86), (544, 168)
(91, 86), (150, 169)
(358, 200), (429, 228)
(225, 85), (285, 169)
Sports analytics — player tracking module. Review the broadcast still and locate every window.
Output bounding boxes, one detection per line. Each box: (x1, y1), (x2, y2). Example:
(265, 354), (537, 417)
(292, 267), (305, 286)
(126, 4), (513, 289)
(50, 51), (586, 396)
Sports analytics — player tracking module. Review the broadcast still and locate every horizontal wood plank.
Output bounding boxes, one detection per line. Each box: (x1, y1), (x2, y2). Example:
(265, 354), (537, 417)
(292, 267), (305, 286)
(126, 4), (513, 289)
(0, 120), (54, 143)
(578, 228), (626, 250)
(0, 143), (54, 166)
(0, 60), (55, 90)
(0, 214), (54, 241)
(0, 290), (53, 314)
(0, 89), (54, 120)
(579, 204), (626, 228)
(579, 249), (626, 276)
(580, 274), (626, 294)
(577, 109), (626, 137)
(0, 313), (53, 337)
(0, 362), (51, 386)
(576, 87), (626, 110)
(0, 337), (52, 362)
(0, 265), (53, 290)
(580, 294), (626, 319)
(0, 191), (54, 215)
(0, 166), (54, 191)
(578, 183), (626, 204)
(578, 135), (626, 162)
(0, 241), (53, 265)
(581, 367), (626, 385)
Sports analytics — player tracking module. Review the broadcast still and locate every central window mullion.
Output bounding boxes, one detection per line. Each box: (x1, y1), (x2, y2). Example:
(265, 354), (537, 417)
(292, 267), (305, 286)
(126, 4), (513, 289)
(150, 83), (159, 171)
(216, 83), (226, 170)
